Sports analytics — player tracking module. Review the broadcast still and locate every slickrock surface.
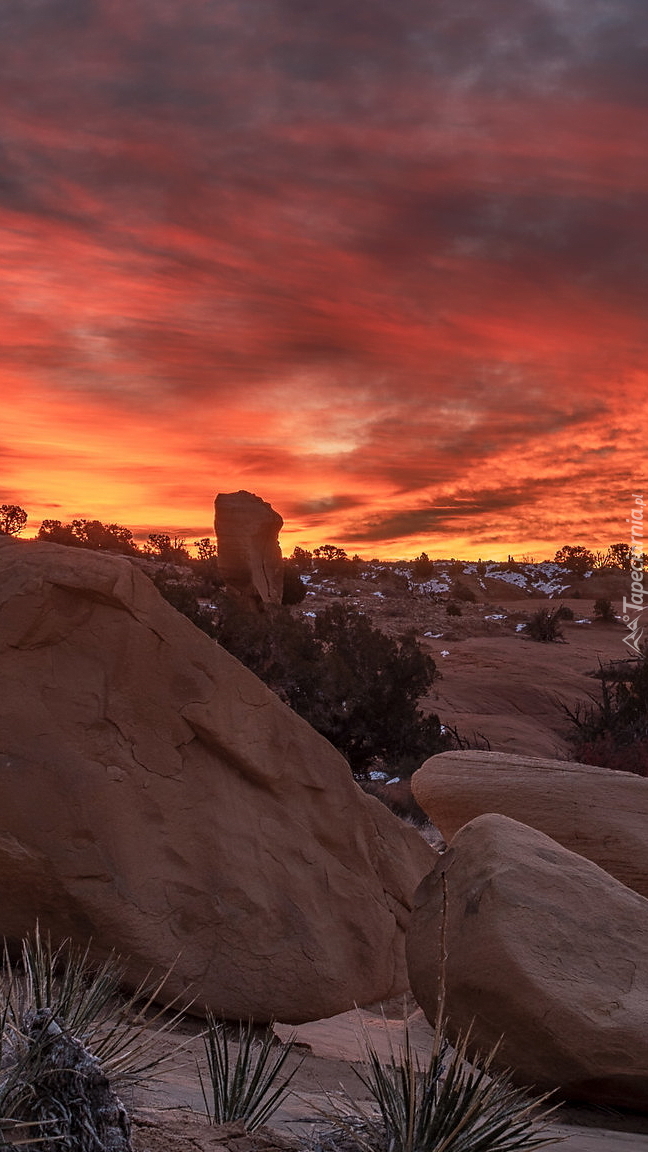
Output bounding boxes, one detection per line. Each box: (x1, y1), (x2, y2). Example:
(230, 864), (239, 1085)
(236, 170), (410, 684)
(406, 813), (648, 1109)
(214, 490), (284, 604)
(0, 536), (435, 1022)
(411, 749), (648, 898)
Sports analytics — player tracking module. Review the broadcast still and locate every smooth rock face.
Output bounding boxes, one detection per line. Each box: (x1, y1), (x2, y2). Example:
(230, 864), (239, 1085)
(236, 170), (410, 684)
(406, 813), (648, 1109)
(214, 490), (284, 604)
(411, 749), (648, 898)
(0, 536), (436, 1022)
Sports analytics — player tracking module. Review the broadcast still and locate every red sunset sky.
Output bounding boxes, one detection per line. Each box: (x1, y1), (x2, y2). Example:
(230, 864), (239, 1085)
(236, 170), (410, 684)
(0, 0), (646, 559)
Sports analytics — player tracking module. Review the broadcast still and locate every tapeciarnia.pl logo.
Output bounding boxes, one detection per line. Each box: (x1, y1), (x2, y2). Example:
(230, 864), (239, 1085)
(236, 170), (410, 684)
(622, 492), (646, 657)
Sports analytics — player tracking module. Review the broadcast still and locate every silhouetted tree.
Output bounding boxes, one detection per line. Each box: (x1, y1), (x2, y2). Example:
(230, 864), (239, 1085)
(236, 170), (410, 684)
(214, 600), (452, 777)
(289, 546), (313, 573)
(605, 543), (633, 571)
(553, 545), (595, 577)
(0, 504), (27, 535)
(144, 533), (190, 562)
(411, 552), (434, 581)
(37, 518), (137, 554)
(281, 560), (307, 604)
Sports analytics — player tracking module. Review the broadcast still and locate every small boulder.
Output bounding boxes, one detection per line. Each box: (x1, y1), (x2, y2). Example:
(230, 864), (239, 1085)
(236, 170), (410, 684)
(411, 749), (648, 898)
(214, 490), (283, 604)
(406, 813), (648, 1109)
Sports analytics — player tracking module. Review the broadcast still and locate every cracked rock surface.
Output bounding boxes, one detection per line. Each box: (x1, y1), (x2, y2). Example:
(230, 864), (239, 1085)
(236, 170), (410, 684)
(406, 812), (648, 1109)
(0, 536), (435, 1022)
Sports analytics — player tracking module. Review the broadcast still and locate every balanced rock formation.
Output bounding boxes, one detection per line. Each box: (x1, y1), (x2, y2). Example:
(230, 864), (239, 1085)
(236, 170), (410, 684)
(406, 813), (648, 1109)
(214, 490), (284, 604)
(411, 749), (648, 898)
(0, 536), (436, 1022)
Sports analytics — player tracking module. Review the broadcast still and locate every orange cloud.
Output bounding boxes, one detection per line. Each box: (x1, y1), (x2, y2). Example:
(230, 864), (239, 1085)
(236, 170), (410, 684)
(0, 0), (645, 559)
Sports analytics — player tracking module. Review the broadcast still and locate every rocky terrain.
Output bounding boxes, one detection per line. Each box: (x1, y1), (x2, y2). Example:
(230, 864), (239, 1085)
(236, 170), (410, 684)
(291, 559), (629, 758)
(0, 525), (645, 1151)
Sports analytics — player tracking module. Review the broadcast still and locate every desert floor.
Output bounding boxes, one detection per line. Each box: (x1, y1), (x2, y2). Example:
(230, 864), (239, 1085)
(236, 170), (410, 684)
(129, 995), (648, 1151)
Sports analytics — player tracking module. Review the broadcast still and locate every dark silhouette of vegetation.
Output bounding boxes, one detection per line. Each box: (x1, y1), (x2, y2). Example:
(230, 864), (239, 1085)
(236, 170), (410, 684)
(605, 542), (633, 570)
(312, 544), (361, 577)
(410, 552), (434, 581)
(0, 504), (27, 535)
(281, 560), (307, 604)
(523, 606), (566, 642)
(553, 545), (596, 577)
(593, 597), (616, 623)
(144, 533), (190, 562)
(37, 519), (138, 555)
(563, 656), (648, 775)
(445, 602), (462, 616)
(451, 579), (476, 602)
(289, 546), (313, 573)
(213, 599), (452, 777)
(152, 570), (219, 636)
(555, 604), (574, 620)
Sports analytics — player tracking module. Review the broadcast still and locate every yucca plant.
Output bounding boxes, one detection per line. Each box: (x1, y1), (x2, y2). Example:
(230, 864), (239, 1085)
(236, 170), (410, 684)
(342, 1018), (559, 1152)
(0, 927), (196, 1149)
(199, 1013), (301, 1132)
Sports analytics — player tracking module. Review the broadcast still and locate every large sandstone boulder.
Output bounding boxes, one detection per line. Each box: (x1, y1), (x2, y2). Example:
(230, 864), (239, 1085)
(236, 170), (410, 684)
(411, 749), (648, 898)
(0, 536), (436, 1022)
(214, 491), (284, 604)
(406, 813), (648, 1109)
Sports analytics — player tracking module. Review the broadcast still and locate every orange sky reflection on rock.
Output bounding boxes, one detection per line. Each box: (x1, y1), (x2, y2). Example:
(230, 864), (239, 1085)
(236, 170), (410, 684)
(0, 0), (646, 559)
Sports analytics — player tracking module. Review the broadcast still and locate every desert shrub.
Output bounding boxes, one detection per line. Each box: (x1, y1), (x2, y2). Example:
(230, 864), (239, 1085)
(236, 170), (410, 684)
(282, 559), (307, 604)
(593, 597), (616, 622)
(451, 580), (476, 602)
(555, 604), (574, 620)
(200, 1016), (300, 1131)
(410, 552), (434, 581)
(312, 544), (361, 578)
(38, 518), (138, 555)
(321, 1013), (556, 1152)
(523, 607), (565, 643)
(445, 602), (462, 616)
(153, 571), (219, 636)
(564, 655), (648, 775)
(143, 532), (191, 563)
(214, 600), (452, 777)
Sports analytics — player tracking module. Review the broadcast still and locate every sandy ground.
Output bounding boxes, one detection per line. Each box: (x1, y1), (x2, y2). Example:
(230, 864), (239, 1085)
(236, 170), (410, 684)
(420, 600), (627, 757)
(130, 1000), (648, 1151)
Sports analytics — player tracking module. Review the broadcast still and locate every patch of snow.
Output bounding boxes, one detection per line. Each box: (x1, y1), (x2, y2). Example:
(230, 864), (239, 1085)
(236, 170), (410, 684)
(484, 614), (506, 620)
(386, 777), (400, 785)
(372, 591), (385, 597)
(489, 570), (527, 588)
(303, 611), (316, 617)
(369, 770), (389, 781)
(575, 618), (592, 624)
(424, 631), (444, 637)
(440, 649), (450, 657)
(515, 623), (526, 632)
(301, 574), (312, 583)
